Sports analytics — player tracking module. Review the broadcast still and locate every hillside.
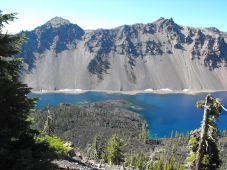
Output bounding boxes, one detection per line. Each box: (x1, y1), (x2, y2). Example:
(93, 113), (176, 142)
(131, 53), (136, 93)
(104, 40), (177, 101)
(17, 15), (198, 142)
(18, 17), (227, 91)
(31, 101), (227, 170)
(32, 100), (148, 150)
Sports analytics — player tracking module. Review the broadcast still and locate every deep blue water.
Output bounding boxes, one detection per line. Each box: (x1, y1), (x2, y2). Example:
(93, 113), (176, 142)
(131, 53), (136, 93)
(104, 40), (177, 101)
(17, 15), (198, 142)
(30, 92), (227, 138)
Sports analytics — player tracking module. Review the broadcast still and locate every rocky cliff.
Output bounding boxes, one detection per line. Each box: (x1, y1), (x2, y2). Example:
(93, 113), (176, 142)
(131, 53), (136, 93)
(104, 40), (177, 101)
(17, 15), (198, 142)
(18, 17), (227, 91)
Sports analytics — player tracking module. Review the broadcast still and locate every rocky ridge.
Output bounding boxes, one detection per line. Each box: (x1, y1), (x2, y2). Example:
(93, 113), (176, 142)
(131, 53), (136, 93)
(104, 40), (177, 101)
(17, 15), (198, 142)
(18, 17), (227, 91)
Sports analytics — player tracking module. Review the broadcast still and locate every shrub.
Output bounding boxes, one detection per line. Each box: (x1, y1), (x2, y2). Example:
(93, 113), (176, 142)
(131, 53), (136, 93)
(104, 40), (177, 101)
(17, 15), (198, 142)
(106, 134), (125, 165)
(35, 135), (73, 154)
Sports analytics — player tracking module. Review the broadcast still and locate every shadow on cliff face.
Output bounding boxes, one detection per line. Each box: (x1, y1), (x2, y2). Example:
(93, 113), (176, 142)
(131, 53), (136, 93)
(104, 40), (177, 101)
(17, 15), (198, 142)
(17, 18), (85, 71)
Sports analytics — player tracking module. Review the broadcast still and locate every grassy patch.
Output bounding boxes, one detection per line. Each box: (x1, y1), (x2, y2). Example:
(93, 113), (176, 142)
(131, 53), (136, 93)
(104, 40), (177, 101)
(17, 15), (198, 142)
(35, 135), (73, 154)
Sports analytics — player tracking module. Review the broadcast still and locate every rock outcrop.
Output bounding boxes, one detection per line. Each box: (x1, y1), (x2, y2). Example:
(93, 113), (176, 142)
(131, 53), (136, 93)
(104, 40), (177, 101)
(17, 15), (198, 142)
(18, 17), (227, 91)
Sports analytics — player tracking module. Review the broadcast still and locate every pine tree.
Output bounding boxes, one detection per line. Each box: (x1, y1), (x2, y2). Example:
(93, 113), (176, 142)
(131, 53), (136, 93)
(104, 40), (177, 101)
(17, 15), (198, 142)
(0, 11), (74, 169)
(0, 11), (37, 168)
(135, 152), (147, 169)
(89, 134), (105, 160)
(140, 122), (149, 144)
(43, 109), (55, 135)
(106, 134), (124, 165)
(186, 94), (223, 170)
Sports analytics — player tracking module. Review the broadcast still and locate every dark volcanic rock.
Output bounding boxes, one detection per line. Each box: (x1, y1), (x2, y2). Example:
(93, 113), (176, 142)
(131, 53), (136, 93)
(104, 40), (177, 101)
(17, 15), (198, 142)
(32, 100), (146, 149)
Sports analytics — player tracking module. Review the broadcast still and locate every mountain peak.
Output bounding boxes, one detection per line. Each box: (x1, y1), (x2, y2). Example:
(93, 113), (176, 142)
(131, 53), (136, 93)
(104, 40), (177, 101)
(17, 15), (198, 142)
(153, 17), (182, 32)
(45, 17), (71, 28)
(154, 17), (175, 25)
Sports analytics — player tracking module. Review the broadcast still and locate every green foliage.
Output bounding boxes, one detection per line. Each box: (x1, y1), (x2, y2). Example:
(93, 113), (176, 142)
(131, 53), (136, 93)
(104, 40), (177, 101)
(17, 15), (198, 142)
(89, 134), (106, 160)
(0, 12), (26, 57)
(145, 158), (184, 170)
(189, 137), (199, 152)
(106, 134), (125, 165)
(125, 152), (149, 170)
(187, 95), (223, 169)
(152, 159), (164, 170)
(0, 11), (72, 169)
(187, 131), (221, 169)
(0, 11), (40, 169)
(202, 154), (210, 166)
(35, 135), (73, 154)
(135, 152), (147, 169)
(43, 110), (55, 135)
(89, 135), (99, 160)
(187, 152), (197, 163)
(196, 100), (205, 109)
(124, 143), (185, 170)
(140, 122), (150, 144)
(124, 152), (136, 168)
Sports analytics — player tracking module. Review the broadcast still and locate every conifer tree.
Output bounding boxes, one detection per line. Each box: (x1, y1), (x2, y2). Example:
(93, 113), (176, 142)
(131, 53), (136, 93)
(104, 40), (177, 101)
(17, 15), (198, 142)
(106, 134), (124, 165)
(140, 122), (149, 144)
(43, 109), (55, 135)
(89, 134), (104, 160)
(0, 11), (37, 168)
(186, 94), (223, 170)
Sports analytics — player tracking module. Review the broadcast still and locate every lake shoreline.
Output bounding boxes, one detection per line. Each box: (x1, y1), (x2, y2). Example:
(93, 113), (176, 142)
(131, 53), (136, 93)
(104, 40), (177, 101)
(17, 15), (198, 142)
(32, 91), (227, 138)
(31, 88), (227, 95)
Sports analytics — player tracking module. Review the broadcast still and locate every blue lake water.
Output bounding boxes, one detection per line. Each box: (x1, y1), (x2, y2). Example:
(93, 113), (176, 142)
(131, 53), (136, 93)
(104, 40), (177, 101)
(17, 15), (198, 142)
(30, 91), (227, 138)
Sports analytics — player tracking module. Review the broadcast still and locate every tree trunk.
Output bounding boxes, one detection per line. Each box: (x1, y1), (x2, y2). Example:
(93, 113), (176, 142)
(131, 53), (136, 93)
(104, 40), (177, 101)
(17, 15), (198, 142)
(196, 94), (212, 170)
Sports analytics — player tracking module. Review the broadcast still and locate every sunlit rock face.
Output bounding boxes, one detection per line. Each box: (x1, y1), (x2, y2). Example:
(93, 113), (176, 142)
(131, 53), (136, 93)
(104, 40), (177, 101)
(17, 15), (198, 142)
(18, 17), (227, 91)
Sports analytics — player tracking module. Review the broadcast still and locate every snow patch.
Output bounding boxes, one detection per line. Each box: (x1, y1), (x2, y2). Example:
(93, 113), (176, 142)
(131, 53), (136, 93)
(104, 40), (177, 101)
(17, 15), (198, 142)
(144, 88), (154, 92)
(160, 88), (172, 91)
(58, 89), (83, 92)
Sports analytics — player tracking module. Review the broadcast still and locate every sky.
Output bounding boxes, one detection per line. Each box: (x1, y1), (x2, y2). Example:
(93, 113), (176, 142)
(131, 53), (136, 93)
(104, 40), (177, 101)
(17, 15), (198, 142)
(1, 0), (227, 33)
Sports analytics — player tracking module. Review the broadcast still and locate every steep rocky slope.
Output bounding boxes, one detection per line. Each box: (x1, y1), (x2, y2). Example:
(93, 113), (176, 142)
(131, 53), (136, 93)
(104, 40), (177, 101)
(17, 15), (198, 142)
(18, 17), (227, 91)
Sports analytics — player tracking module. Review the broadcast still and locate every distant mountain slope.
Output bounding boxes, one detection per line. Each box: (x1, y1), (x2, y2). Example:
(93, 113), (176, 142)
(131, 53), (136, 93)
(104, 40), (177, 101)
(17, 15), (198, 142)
(18, 17), (227, 91)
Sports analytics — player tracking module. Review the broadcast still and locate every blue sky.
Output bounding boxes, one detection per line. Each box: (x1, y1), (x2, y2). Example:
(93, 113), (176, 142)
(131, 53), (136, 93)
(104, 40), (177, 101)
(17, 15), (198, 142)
(1, 0), (227, 33)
